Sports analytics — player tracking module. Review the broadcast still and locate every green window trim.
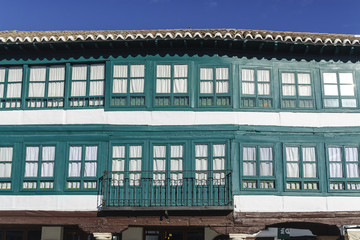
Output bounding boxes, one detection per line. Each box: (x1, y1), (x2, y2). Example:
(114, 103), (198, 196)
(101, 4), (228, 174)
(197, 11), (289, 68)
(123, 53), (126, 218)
(69, 63), (105, 108)
(154, 63), (190, 107)
(0, 146), (14, 191)
(241, 144), (275, 190)
(284, 145), (319, 191)
(240, 67), (273, 108)
(66, 144), (99, 191)
(321, 71), (357, 108)
(327, 145), (360, 191)
(26, 65), (66, 109)
(198, 66), (232, 107)
(280, 71), (315, 109)
(0, 66), (24, 109)
(22, 144), (56, 191)
(110, 63), (146, 108)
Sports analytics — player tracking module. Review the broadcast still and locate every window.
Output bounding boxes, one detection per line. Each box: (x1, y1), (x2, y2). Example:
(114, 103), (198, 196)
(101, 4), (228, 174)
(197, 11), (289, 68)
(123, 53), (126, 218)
(195, 143), (226, 185)
(322, 72), (356, 108)
(0, 147), (13, 190)
(0, 66), (23, 109)
(281, 72), (314, 108)
(328, 146), (360, 190)
(241, 146), (275, 189)
(112, 145), (142, 186)
(241, 68), (272, 108)
(199, 67), (231, 107)
(23, 145), (55, 190)
(67, 145), (98, 189)
(26, 65), (65, 108)
(111, 64), (146, 107)
(70, 64), (105, 107)
(155, 64), (189, 106)
(152, 144), (184, 186)
(285, 146), (318, 190)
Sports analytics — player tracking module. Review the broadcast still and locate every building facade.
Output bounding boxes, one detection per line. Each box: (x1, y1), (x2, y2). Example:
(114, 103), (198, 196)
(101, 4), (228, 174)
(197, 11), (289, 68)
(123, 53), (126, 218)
(0, 29), (360, 240)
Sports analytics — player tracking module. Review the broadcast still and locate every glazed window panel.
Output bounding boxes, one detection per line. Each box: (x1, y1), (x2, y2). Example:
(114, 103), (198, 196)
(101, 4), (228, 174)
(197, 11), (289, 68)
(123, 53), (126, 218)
(70, 64), (105, 108)
(285, 146), (318, 191)
(322, 72), (356, 108)
(328, 146), (360, 191)
(199, 67), (231, 107)
(155, 64), (189, 107)
(0, 67), (23, 109)
(241, 146), (275, 190)
(23, 145), (55, 190)
(152, 144), (184, 186)
(241, 68), (272, 108)
(111, 64), (145, 107)
(111, 145), (142, 186)
(195, 143), (226, 185)
(67, 145), (98, 190)
(26, 65), (65, 108)
(281, 72), (314, 108)
(0, 147), (13, 190)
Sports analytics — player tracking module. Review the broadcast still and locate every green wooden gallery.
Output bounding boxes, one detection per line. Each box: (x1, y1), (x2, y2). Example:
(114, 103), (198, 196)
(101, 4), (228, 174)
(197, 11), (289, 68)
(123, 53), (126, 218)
(0, 29), (360, 240)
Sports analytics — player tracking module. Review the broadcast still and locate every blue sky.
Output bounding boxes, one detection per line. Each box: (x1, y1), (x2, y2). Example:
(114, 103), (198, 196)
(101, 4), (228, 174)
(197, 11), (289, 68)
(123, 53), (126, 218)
(1, 0), (359, 34)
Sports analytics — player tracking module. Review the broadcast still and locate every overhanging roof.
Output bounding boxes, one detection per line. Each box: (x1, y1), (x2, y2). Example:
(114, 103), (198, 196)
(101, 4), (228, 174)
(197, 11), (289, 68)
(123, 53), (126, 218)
(0, 29), (359, 46)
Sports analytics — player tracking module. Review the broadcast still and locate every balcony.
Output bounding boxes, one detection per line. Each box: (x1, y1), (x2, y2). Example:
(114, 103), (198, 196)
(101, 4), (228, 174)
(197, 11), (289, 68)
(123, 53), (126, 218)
(98, 170), (232, 211)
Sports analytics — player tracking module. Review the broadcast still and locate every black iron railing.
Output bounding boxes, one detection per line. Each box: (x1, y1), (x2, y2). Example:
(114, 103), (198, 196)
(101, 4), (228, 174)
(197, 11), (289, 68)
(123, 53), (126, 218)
(98, 170), (232, 209)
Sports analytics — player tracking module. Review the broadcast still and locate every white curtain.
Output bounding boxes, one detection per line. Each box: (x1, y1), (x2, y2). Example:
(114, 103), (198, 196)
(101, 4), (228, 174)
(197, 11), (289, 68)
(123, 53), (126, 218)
(84, 146), (97, 177)
(242, 147), (256, 176)
(200, 68), (213, 80)
(303, 147), (316, 178)
(216, 81), (229, 93)
(171, 145), (183, 158)
(113, 79), (127, 93)
(213, 144), (225, 157)
(113, 65), (127, 78)
(195, 144), (208, 172)
(90, 64), (105, 80)
(298, 85), (312, 97)
(298, 73), (311, 84)
(48, 65), (65, 97)
(25, 147), (39, 177)
(242, 69), (254, 81)
(170, 145), (183, 184)
(157, 65), (171, 78)
(29, 67), (46, 97)
(339, 72), (353, 84)
(0, 147), (12, 178)
(156, 79), (171, 93)
(286, 147), (299, 178)
(130, 65), (145, 77)
(324, 84), (338, 96)
(89, 81), (104, 96)
(0, 68), (5, 83)
(72, 65), (87, 80)
(342, 99), (357, 108)
(130, 145), (142, 158)
(282, 73), (295, 84)
(173, 79), (187, 93)
(216, 68), (228, 80)
(242, 82), (255, 95)
(130, 79), (144, 93)
(260, 147), (273, 176)
(298, 73), (312, 97)
(258, 70), (270, 82)
(345, 147), (359, 178)
(112, 145), (125, 172)
(41, 146), (55, 177)
(258, 83), (270, 95)
(340, 85), (355, 97)
(113, 145), (125, 158)
(71, 82), (86, 96)
(282, 72), (295, 96)
(200, 81), (213, 94)
(323, 72), (337, 84)
(129, 145), (142, 185)
(174, 65), (187, 78)
(328, 147), (342, 178)
(68, 146), (82, 177)
(7, 67), (22, 98)
(153, 145), (166, 171)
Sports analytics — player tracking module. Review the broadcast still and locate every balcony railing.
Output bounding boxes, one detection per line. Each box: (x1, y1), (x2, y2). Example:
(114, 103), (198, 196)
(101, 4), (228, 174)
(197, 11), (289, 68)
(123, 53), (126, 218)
(98, 170), (232, 210)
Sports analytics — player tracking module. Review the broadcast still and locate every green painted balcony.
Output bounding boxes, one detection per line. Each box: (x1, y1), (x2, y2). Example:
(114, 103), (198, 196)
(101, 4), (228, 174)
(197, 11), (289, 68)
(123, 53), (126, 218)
(98, 170), (232, 210)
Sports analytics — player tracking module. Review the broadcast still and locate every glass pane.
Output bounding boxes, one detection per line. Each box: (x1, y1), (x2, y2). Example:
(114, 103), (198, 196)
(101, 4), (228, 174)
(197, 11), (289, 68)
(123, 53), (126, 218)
(282, 85), (296, 96)
(340, 85), (355, 96)
(200, 68), (213, 80)
(174, 65), (188, 78)
(157, 65), (171, 78)
(324, 99), (339, 107)
(242, 69), (254, 81)
(298, 85), (312, 96)
(130, 65), (145, 77)
(90, 64), (105, 80)
(216, 68), (228, 80)
(324, 85), (338, 96)
(113, 65), (127, 78)
(72, 65), (87, 80)
(257, 70), (270, 82)
(298, 73), (311, 84)
(287, 163), (299, 177)
(342, 99), (357, 107)
(323, 72), (337, 84)
(281, 73), (295, 84)
(339, 72), (353, 84)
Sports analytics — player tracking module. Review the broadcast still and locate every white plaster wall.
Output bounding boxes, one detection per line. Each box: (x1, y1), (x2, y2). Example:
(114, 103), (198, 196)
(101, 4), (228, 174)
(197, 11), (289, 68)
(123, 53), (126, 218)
(2, 110), (360, 127)
(234, 195), (360, 212)
(122, 227), (143, 240)
(0, 195), (98, 211)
